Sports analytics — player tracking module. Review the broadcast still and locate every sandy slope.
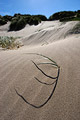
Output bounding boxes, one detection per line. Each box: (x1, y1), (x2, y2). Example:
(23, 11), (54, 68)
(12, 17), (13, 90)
(0, 21), (80, 120)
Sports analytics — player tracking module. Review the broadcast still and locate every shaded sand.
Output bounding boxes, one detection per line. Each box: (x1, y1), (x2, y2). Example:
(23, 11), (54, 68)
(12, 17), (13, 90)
(0, 21), (80, 120)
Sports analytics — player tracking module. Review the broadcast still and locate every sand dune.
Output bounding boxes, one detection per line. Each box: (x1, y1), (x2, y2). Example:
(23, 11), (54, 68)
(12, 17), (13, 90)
(0, 21), (80, 120)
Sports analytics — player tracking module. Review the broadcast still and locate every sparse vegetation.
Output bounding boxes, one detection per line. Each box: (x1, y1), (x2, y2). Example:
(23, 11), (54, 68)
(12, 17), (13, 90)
(60, 16), (80, 22)
(0, 36), (21, 49)
(0, 15), (12, 26)
(9, 14), (47, 31)
(0, 10), (80, 30)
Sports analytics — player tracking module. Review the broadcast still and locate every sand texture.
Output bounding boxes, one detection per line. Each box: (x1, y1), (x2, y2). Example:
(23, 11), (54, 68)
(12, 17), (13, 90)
(0, 21), (80, 120)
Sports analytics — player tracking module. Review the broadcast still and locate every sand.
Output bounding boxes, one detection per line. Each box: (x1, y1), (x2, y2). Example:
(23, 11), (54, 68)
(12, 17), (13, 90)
(0, 21), (80, 120)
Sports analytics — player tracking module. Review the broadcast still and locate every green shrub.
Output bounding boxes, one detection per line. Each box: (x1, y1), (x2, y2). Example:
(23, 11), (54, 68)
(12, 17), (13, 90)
(14, 13), (22, 17)
(60, 17), (80, 22)
(9, 19), (17, 31)
(31, 16), (41, 25)
(9, 16), (26, 31)
(9, 14), (43, 31)
(77, 10), (80, 14)
(0, 15), (7, 26)
(76, 10), (80, 17)
(60, 16), (75, 22)
(49, 10), (80, 22)
(32, 15), (47, 21)
(0, 15), (12, 26)
(49, 11), (75, 20)
(33, 18), (40, 25)
(15, 17), (26, 30)
(3, 15), (12, 21)
(0, 19), (7, 25)
(77, 14), (80, 17)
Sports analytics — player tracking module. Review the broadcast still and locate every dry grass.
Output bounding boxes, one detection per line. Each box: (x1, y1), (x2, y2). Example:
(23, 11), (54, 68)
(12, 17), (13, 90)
(0, 36), (22, 49)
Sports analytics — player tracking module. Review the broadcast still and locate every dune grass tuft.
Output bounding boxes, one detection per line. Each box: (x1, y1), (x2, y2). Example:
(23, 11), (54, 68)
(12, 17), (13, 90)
(0, 36), (22, 49)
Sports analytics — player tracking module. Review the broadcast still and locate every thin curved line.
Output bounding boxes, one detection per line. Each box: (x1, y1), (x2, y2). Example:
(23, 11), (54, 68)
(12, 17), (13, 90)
(15, 53), (60, 108)
(26, 53), (58, 66)
(34, 62), (58, 85)
(37, 63), (58, 68)
(34, 77), (56, 85)
(32, 61), (58, 79)
(15, 67), (60, 108)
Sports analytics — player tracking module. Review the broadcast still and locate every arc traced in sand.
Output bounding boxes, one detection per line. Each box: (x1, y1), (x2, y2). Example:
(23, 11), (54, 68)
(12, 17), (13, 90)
(15, 53), (60, 108)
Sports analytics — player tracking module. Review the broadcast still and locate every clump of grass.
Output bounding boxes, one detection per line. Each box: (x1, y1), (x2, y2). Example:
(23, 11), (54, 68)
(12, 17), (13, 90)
(0, 36), (22, 49)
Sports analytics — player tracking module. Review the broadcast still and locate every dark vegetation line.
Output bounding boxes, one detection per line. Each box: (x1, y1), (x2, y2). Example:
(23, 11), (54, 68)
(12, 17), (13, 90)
(49, 10), (80, 21)
(0, 10), (80, 31)
(34, 77), (56, 85)
(32, 60), (58, 79)
(15, 53), (60, 108)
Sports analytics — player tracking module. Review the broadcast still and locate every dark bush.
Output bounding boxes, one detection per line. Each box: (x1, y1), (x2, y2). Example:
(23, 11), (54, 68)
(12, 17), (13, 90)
(32, 15), (47, 21)
(60, 16), (75, 22)
(49, 11), (75, 20)
(0, 15), (12, 26)
(0, 15), (7, 25)
(76, 10), (80, 17)
(77, 14), (80, 17)
(26, 16), (41, 25)
(0, 18), (7, 25)
(9, 17), (18, 31)
(33, 18), (41, 25)
(77, 10), (80, 14)
(3, 15), (12, 21)
(9, 20), (17, 31)
(9, 16), (26, 31)
(15, 17), (26, 30)
(31, 16), (41, 25)
(0, 15), (2, 19)
(14, 13), (31, 18)
(9, 14), (43, 31)
(24, 16), (32, 25)
(14, 13), (22, 17)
